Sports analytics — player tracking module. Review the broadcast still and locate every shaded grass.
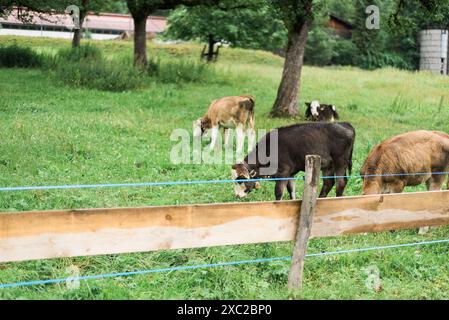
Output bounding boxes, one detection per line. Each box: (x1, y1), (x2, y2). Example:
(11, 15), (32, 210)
(1, 36), (449, 299)
(0, 44), (44, 68)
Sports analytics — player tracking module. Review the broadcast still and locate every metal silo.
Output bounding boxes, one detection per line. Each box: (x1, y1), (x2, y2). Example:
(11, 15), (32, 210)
(419, 29), (448, 75)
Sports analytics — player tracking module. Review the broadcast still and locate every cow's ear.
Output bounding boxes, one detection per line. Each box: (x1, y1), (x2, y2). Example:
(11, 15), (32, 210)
(331, 105), (336, 112)
(305, 102), (311, 107)
(334, 111), (340, 119)
(232, 164), (238, 170)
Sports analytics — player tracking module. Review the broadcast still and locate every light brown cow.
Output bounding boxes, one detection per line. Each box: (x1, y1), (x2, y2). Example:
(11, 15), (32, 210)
(361, 130), (449, 195)
(193, 95), (255, 154)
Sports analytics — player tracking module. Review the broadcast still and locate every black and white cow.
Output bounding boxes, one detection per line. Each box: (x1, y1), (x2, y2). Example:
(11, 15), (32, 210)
(305, 101), (339, 122)
(231, 122), (355, 200)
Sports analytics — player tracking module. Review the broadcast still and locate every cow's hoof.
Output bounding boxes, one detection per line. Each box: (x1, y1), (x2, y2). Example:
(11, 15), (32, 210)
(418, 226), (430, 235)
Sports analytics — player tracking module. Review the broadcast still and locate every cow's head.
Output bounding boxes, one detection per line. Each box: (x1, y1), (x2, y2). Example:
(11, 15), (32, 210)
(305, 101), (339, 122)
(360, 168), (382, 195)
(231, 163), (261, 198)
(193, 118), (206, 137)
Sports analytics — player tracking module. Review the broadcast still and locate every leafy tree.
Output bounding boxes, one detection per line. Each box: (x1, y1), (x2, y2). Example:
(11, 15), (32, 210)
(350, 0), (449, 70)
(268, 0), (318, 117)
(126, 0), (183, 66)
(0, 0), (63, 18)
(389, 0), (449, 68)
(70, 0), (125, 47)
(326, 0), (354, 21)
(126, 0), (253, 66)
(164, 4), (287, 59)
(351, 0), (388, 69)
(99, 1), (129, 14)
(269, 0), (449, 117)
(304, 25), (336, 66)
(71, 0), (90, 48)
(0, 0), (69, 28)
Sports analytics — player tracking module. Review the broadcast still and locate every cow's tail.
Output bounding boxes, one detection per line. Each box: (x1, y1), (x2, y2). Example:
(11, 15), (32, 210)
(248, 104), (255, 131)
(240, 95), (255, 130)
(442, 135), (449, 189)
(347, 128), (356, 176)
(348, 142), (354, 176)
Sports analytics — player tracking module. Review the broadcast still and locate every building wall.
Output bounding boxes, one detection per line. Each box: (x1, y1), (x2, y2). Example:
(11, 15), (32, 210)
(419, 29), (449, 75)
(327, 18), (352, 39)
(0, 10), (167, 41)
(0, 28), (118, 40)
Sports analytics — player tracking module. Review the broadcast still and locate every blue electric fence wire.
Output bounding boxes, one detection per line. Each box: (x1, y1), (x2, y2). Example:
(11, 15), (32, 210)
(2, 238), (449, 289)
(0, 177), (302, 192)
(2, 171), (449, 192)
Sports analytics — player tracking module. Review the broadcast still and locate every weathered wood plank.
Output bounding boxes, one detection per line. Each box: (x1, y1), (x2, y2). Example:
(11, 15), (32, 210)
(1, 190), (449, 263)
(288, 155), (320, 290)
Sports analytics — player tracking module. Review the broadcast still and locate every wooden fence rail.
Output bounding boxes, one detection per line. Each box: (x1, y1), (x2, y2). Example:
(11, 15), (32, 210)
(1, 190), (449, 263)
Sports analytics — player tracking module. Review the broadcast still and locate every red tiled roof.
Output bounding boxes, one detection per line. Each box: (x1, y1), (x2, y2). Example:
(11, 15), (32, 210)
(0, 10), (167, 33)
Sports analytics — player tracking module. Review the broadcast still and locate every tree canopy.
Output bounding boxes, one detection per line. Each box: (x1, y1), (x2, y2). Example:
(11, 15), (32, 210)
(164, 4), (286, 51)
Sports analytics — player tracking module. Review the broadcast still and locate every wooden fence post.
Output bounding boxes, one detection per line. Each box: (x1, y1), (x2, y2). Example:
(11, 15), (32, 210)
(287, 155), (321, 292)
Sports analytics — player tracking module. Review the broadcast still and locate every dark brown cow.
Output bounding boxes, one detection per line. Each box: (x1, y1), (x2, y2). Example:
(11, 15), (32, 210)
(231, 122), (355, 200)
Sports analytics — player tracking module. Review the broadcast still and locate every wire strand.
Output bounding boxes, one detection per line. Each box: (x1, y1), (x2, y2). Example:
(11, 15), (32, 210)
(1, 171), (449, 192)
(1, 238), (448, 289)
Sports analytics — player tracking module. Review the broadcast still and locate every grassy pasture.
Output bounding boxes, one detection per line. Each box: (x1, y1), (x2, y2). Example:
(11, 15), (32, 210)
(1, 36), (449, 299)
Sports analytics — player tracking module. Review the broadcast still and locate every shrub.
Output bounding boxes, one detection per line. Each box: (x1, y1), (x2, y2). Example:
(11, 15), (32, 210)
(56, 44), (102, 63)
(331, 40), (358, 66)
(56, 59), (144, 92)
(304, 28), (337, 66)
(148, 58), (222, 84)
(0, 44), (43, 68)
(354, 51), (412, 70)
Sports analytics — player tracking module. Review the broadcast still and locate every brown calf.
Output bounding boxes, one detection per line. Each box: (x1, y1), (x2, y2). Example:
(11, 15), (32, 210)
(361, 130), (449, 195)
(193, 95), (255, 154)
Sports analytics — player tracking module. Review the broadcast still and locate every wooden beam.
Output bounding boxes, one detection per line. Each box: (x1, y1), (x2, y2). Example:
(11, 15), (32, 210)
(288, 155), (320, 290)
(1, 190), (449, 263)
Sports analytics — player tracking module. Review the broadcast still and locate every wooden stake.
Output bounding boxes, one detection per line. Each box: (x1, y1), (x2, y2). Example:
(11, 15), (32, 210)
(288, 155), (321, 291)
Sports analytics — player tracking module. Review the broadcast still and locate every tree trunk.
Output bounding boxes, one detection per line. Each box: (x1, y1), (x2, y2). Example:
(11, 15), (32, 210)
(72, 15), (85, 48)
(133, 15), (148, 66)
(270, 22), (310, 118)
(207, 34), (215, 62)
(72, 2), (87, 48)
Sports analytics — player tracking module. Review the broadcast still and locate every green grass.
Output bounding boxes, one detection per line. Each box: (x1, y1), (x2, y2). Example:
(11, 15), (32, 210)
(1, 36), (449, 300)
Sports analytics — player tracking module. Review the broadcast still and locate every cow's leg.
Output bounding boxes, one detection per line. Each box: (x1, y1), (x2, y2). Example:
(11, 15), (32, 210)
(236, 124), (245, 157)
(209, 126), (219, 151)
(426, 174), (445, 191)
(381, 182), (404, 195)
(419, 174), (446, 234)
(275, 180), (288, 201)
(224, 128), (231, 148)
(319, 167), (335, 198)
(287, 179), (296, 200)
(246, 128), (256, 152)
(335, 167), (348, 197)
(418, 226), (430, 234)
(389, 180), (405, 193)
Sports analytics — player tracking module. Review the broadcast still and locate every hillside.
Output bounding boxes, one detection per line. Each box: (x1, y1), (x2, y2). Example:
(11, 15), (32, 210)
(1, 36), (449, 299)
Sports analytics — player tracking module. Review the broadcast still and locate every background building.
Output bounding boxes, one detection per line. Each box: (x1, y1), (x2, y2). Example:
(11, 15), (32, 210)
(418, 29), (448, 75)
(0, 10), (167, 40)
